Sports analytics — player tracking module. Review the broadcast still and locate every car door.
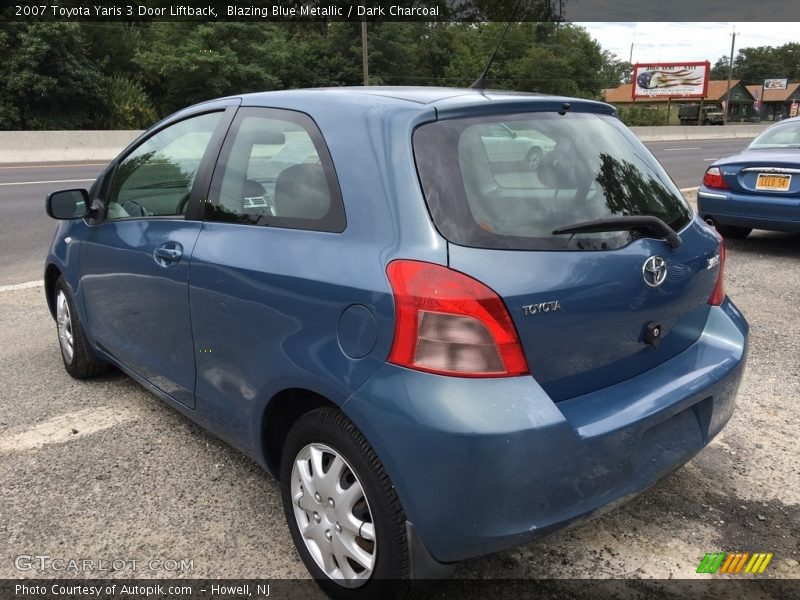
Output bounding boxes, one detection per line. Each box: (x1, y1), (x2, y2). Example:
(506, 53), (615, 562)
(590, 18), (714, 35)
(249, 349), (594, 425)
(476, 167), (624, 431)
(80, 104), (237, 408)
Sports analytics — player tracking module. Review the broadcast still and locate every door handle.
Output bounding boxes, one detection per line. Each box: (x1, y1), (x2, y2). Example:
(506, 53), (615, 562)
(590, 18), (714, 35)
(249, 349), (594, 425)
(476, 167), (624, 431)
(153, 242), (183, 267)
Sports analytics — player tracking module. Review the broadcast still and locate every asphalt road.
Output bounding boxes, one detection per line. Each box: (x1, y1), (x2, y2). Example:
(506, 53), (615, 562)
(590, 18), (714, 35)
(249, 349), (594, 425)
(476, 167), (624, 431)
(0, 162), (104, 286)
(647, 138), (751, 189)
(0, 138), (755, 287)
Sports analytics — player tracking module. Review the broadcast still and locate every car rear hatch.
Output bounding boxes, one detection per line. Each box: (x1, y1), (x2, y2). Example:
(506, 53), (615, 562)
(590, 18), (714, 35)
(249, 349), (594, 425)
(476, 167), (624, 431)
(413, 107), (723, 401)
(716, 151), (800, 197)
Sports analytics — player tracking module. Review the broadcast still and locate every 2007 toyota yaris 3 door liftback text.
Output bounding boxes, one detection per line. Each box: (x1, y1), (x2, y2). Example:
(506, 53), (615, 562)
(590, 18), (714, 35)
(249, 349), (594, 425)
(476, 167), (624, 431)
(44, 87), (748, 598)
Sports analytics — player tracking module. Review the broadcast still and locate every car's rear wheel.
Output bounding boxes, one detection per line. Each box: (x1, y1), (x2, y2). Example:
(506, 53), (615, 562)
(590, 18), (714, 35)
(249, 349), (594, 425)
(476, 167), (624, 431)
(715, 224), (752, 239)
(280, 407), (410, 599)
(55, 276), (108, 378)
(526, 146), (544, 170)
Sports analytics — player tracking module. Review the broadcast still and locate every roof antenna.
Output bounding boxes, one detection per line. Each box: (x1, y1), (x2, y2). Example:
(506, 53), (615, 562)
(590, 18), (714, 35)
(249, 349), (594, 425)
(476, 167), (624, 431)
(470, 0), (525, 90)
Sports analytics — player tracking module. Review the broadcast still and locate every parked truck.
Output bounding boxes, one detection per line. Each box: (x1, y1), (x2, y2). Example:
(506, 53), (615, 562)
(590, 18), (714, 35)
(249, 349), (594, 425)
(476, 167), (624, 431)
(678, 104), (724, 125)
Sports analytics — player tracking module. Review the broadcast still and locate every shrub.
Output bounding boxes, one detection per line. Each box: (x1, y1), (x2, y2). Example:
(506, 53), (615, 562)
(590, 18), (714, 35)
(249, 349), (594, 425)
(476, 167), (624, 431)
(102, 74), (158, 129)
(615, 105), (668, 126)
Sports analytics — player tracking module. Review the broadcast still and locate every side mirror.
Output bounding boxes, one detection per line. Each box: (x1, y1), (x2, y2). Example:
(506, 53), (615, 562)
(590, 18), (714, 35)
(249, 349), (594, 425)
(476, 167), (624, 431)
(46, 189), (89, 220)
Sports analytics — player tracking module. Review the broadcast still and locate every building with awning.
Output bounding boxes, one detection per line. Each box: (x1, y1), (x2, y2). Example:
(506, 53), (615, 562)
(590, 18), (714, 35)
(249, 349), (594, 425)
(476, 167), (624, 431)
(603, 80), (757, 122)
(746, 83), (800, 121)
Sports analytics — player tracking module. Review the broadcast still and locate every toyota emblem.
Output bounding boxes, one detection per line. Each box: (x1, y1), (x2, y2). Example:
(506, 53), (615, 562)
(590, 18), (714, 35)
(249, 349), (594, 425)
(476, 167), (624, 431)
(642, 256), (667, 288)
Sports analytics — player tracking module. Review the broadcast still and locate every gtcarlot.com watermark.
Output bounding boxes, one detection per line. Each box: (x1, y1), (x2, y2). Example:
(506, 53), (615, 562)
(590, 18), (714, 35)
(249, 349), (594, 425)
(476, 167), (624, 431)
(15, 555), (194, 573)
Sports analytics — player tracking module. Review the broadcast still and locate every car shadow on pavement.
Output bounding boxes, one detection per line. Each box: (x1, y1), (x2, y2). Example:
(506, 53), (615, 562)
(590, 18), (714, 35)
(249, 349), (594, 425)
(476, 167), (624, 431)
(727, 232), (800, 259)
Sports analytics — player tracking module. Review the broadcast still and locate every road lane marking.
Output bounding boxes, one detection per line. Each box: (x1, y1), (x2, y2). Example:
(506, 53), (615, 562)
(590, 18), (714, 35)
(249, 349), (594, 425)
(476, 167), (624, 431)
(0, 163), (106, 170)
(704, 158), (719, 162)
(0, 280), (43, 293)
(662, 147), (701, 151)
(0, 178), (94, 187)
(0, 407), (133, 453)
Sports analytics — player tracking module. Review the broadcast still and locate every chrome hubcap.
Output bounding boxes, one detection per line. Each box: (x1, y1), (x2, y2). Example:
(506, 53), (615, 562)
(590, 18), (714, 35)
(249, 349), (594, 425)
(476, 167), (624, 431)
(56, 290), (74, 364)
(291, 443), (376, 586)
(528, 149), (542, 169)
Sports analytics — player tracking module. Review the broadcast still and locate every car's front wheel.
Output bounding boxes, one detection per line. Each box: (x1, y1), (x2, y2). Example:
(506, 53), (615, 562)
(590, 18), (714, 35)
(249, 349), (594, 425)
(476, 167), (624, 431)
(54, 277), (109, 379)
(715, 224), (752, 239)
(280, 407), (410, 599)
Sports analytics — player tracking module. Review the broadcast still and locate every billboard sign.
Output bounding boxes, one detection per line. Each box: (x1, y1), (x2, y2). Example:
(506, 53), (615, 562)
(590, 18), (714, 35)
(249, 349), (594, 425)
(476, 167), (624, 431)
(764, 79), (788, 90)
(632, 62), (710, 99)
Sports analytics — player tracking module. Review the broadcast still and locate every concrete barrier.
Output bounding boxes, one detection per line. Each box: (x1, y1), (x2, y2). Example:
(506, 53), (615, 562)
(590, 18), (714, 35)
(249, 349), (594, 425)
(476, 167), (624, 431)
(630, 123), (770, 142)
(0, 122), (775, 164)
(0, 130), (142, 164)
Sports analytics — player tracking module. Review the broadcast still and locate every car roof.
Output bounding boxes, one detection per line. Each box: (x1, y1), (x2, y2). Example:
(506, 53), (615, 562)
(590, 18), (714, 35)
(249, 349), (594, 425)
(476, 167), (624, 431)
(210, 86), (615, 117)
(241, 86), (547, 105)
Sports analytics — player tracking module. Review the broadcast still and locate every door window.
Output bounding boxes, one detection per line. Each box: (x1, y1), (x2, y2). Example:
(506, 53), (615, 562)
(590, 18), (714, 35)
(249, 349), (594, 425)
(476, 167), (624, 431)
(106, 112), (223, 220)
(206, 108), (345, 232)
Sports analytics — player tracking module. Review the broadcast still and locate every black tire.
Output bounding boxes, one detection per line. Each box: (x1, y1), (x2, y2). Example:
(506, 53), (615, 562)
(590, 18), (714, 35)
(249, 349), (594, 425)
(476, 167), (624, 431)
(280, 407), (411, 600)
(715, 224), (752, 240)
(54, 276), (109, 379)
(703, 119), (710, 125)
(525, 146), (544, 170)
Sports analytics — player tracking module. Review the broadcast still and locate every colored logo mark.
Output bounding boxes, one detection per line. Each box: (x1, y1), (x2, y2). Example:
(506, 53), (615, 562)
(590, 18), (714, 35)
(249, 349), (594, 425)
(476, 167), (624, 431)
(696, 552), (773, 574)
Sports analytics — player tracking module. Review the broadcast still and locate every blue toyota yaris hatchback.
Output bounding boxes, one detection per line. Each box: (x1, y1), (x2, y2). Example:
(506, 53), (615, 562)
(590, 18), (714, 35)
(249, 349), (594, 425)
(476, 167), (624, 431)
(45, 88), (748, 597)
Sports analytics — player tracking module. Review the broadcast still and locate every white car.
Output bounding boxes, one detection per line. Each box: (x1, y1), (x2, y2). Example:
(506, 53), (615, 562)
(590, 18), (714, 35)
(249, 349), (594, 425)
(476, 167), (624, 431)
(480, 123), (555, 169)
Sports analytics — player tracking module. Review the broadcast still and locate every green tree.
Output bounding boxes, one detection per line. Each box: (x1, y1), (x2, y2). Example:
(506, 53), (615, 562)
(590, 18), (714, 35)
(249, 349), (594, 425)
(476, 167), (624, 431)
(0, 22), (105, 129)
(301, 22), (362, 87)
(443, 23), (608, 97)
(711, 55), (731, 80)
(0, 19), (630, 129)
(135, 23), (289, 116)
(734, 46), (788, 83)
(80, 22), (145, 79)
(102, 74), (158, 129)
(599, 52), (632, 87)
(724, 43), (800, 83)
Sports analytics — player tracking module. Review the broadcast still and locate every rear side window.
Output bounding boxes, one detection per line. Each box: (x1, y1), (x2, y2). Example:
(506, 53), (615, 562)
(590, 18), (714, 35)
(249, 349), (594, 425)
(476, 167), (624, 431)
(413, 112), (691, 251)
(206, 107), (345, 233)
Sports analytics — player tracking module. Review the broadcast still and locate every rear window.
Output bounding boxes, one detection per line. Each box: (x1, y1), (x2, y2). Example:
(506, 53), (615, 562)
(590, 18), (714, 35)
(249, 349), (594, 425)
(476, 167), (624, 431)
(413, 111), (692, 251)
(748, 121), (800, 149)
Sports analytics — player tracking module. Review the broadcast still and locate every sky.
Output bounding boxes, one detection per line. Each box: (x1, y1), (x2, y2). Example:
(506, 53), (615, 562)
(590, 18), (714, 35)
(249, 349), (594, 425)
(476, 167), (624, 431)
(578, 22), (799, 66)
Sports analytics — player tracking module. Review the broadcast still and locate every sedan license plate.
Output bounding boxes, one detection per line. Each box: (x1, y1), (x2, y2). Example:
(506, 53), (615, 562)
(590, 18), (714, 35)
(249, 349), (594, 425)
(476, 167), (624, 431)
(755, 173), (791, 191)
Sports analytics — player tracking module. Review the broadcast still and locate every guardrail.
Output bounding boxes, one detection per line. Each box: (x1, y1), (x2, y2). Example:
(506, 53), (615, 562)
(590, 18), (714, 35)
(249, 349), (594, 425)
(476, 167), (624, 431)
(0, 123), (774, 164)
(629, 123), (770, 142)
(0, 130), (141, 164)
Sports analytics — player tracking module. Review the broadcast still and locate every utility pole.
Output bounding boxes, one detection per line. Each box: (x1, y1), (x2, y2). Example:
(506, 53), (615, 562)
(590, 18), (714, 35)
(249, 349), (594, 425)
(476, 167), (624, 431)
(361, 21), (369, 86)
(724, 27), (736, 125)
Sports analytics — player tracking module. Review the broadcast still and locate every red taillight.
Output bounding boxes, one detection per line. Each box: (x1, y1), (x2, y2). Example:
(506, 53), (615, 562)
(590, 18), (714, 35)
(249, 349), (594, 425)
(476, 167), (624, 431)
(703, 166), (729, 190)
(386, 260), (529, 377)
(708, 238), (726, 306)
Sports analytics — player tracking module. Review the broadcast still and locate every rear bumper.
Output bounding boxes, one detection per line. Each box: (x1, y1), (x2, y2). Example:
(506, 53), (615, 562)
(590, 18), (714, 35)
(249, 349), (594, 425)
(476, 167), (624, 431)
(343, 299), (748, 564)
(698, 187), (800, 233)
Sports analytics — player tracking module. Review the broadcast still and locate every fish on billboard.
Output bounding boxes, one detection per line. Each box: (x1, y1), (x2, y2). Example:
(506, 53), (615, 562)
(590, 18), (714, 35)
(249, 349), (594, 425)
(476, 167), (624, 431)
(632, 62), (710, 98)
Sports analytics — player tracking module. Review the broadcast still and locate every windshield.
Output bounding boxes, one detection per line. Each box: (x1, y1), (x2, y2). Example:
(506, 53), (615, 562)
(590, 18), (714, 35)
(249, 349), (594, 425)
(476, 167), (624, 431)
(748, 121), (800, 149)
(413, 111), (692, 251)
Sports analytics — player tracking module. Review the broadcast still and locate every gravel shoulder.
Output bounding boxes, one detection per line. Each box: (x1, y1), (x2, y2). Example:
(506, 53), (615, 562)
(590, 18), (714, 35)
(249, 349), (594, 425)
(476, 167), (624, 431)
(1, 193), (798, 587)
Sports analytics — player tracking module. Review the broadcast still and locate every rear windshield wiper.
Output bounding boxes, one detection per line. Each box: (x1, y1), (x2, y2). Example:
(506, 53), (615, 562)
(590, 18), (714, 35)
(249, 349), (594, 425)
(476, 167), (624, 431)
(552, 216), (682, 249)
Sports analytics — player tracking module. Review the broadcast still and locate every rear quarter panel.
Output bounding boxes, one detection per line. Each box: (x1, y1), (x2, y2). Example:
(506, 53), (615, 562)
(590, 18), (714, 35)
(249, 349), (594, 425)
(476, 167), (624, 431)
(188, 94), (448, 465)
